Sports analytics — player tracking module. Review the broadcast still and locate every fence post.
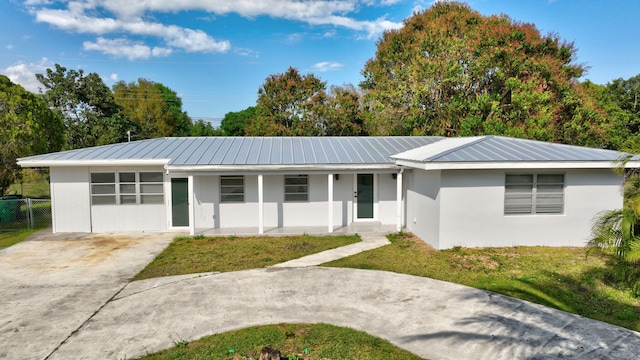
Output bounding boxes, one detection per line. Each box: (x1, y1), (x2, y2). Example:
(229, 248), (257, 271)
(27, 198), (34, 229)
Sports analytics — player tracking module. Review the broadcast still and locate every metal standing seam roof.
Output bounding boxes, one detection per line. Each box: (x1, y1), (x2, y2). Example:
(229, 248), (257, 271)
(391, 135), (630, 163)
(17, 136), (444, 166)
(19, 135), (635, 168)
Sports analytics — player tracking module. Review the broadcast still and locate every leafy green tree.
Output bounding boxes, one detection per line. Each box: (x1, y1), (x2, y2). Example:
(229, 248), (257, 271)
(247, 67), (327, 136)
(317, 85), (368, 136)
(361, 2), (605, 146)
(36, 64), (128, 149)
(112, 79), (191, 138)
(579, 80), (633, 150)
(220, 106), (258, 136)
(191, 119), (223, 136)
(0, 75), (64, 195)
(607, 75), (640, 134)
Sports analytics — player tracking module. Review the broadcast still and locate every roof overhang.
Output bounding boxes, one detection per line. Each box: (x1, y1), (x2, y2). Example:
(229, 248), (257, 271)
(165, 163), (399, 172)
(17, 159), (170, 167)
(394, 159), (640, 170)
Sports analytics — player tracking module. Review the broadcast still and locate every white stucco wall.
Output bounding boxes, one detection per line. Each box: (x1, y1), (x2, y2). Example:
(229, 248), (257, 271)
(91, 204), (166, 232)
(192, 176), (216, 229)
(50, 167), (91, 232)
(436, 169), (623, 249)
(405, 169), (442, 248)
(333, 174), (353, 226)
(378, 173), (399, 225)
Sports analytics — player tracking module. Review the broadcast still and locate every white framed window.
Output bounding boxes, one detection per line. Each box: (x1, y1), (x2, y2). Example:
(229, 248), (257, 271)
(220, 175), (244, 202)
(91, 173), (116, 205)
(505, 173), (564, 215)
(284, 175), (308, 202)
(119, 172), (136, 204)
(140, 172), (164, 204)
(91, 171), (164, 205)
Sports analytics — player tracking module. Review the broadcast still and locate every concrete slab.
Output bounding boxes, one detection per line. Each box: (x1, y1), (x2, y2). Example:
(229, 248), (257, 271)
(0, 231), (181, 360)
(50, 267), (640, 360)
(271, 234), (390, 267)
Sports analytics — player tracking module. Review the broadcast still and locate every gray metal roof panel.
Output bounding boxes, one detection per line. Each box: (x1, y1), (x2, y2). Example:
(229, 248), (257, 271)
(22, 136), (622, 167)
(396, 136), (627, 162)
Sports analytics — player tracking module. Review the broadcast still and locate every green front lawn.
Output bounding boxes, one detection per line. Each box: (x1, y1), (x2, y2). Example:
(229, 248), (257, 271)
(0, 229), (38, 249)
(137, 323), (422, 360)
(133, 234), (360, 280)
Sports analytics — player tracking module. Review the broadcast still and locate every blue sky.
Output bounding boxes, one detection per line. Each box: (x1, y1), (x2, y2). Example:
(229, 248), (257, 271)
(1, 0), (639, 126)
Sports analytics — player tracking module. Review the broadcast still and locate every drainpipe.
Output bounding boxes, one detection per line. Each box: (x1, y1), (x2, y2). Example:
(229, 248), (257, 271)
(396, 168), (404, 232)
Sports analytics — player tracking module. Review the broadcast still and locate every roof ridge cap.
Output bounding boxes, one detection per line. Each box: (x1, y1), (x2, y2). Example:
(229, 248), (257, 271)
(426, 135), (490, 161)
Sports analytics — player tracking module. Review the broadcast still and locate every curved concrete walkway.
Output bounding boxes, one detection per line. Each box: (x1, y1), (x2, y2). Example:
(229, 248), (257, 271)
(4, 232), (640, 359)
(53, 268), (640, 360)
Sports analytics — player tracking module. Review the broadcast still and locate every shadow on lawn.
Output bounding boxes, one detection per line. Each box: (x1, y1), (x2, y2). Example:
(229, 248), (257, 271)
(488, 266), (640, 331)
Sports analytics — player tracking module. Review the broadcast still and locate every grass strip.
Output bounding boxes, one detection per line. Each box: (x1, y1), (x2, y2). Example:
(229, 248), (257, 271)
(0, 229), (38, 249)
(137, 323), (423, 360)
(133, 234), (360, 280)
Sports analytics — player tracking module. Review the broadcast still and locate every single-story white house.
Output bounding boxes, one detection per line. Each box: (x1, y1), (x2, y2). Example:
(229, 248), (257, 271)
(17, 136), (638, 249)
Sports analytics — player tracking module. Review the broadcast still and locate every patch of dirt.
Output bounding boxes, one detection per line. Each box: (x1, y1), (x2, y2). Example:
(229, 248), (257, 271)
(394, 233), (437, 252)
(451, 253), (500, 271)
(80, 235), (145, 264)
(1, 234), (148, 272)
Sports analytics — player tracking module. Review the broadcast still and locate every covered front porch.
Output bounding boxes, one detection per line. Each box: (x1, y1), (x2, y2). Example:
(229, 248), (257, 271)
(170, 169), (406, 236)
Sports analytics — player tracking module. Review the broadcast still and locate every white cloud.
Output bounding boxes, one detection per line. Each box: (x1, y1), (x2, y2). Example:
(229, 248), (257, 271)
(34, 7), (230, 54)
(286, 33), (305, 44)
(234, 47), (259, 58)
(1, 58), (52, 93)
(322, 30), (337, 38)
(313, 61), (344, 72)
(6, 44), (14, 50)
(25, 0), (402, 59)
(110, 73), (118, 81)
(83, 37), (174, 60)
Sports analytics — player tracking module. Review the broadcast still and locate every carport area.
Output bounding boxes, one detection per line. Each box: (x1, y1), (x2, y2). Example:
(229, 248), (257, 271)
(0, 230), (178, 360)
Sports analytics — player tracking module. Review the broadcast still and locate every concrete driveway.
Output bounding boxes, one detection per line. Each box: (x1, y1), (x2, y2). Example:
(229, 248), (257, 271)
(0, 231), (178, 360)
(47, 267), (640, 360)
(3, 232), (640, 360)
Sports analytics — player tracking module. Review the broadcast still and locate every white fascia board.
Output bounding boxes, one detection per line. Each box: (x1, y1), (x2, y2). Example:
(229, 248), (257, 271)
(17, 159), (170, 167)
(394, 159), (623, 170)
(623, 160), (640, 168)
(165, 163), (398, 173)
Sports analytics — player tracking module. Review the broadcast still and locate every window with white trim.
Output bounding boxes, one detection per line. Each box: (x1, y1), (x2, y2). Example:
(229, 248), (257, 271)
(139, 172), (164, 204)
(284, 175), (308, 202)
(91, 173), (116, 205)
(91, 171), (164, 205)
(505, 174), (564, 215)
(220, 175), (244, 202)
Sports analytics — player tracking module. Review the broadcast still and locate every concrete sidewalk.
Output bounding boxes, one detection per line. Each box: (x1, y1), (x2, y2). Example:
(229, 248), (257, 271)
(271, 234), (390, 267)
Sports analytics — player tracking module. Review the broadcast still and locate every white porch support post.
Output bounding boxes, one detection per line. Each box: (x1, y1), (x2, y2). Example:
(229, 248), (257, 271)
(258, 174), (264, 234)
(396, 169), (403, 232)
(188, 175), (195, 235)
(328, 173), (334, 233)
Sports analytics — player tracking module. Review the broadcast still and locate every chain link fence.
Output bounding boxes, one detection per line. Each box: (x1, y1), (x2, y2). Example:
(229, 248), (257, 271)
(0, 198), (52, 232)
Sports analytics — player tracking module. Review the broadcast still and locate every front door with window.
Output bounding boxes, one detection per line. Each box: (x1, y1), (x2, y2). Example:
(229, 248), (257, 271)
(355, 174), (375, 220)
(171, 178), (189, 227)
